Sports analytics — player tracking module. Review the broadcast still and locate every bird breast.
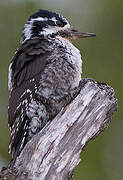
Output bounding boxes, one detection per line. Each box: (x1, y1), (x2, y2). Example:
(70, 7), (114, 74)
(37, 37), (82, 100)
(57, 37), (82, 88)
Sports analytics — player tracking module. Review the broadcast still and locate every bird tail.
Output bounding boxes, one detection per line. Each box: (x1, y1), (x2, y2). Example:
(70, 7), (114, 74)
(9, 115), (30, 164)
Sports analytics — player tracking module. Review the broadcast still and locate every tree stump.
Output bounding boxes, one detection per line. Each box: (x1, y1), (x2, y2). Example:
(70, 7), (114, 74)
(0, 79), (117, 180)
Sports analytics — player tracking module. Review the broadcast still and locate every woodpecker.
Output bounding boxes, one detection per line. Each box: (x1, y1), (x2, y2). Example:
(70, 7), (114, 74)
(8, 9), (95, 161)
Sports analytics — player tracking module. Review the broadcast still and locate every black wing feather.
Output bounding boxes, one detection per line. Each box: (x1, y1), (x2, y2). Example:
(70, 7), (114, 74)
(11, 38), (52, 87)
(8, 38), (53, 157)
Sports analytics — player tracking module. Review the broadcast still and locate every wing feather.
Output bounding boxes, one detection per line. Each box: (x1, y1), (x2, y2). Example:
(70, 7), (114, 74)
(10, 38), (53, 87)
(8, 38), (53, 158)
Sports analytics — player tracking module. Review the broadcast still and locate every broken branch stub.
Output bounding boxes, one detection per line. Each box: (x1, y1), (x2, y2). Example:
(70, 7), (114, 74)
(14, 80), (117, 180)
(0, 79), (117, 180)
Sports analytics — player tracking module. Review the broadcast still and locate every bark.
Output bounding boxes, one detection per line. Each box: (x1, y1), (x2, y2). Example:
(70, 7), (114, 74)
(0, 79), (117, 180)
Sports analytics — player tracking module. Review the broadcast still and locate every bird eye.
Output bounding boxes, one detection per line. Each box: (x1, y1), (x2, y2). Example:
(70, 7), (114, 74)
(56, 20), (64, 27)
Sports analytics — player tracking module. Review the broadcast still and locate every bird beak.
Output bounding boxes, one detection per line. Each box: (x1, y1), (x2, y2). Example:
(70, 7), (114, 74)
(66, 26), (96, 40)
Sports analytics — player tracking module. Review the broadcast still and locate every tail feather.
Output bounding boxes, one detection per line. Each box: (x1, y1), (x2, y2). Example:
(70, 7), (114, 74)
(9, 116), (30, 161)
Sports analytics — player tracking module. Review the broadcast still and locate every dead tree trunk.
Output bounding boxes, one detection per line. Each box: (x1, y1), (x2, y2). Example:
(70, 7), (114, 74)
(0, 79), (117, 180)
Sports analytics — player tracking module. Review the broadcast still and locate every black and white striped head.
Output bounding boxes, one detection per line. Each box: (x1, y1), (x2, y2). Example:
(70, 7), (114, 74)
(22, 10), (70, 42)
(22, 9), (96, 43)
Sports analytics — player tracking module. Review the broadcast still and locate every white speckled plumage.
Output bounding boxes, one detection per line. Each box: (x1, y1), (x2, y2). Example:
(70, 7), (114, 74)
(8, 9), (87, 161)
(8, 62), (13, 91)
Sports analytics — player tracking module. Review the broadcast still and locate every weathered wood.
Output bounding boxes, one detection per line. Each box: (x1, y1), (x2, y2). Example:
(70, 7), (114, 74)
(0, 79), (117, 180)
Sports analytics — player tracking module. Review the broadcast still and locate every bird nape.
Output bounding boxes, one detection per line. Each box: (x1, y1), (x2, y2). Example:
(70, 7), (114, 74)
(8, 9), (96, 163)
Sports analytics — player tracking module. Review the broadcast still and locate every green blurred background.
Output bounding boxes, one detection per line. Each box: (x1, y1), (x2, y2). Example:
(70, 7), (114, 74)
(0, 0), (123, 179)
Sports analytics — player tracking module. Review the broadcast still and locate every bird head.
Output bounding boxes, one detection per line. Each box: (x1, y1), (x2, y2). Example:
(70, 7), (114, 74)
(22, 10), (96, 42)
